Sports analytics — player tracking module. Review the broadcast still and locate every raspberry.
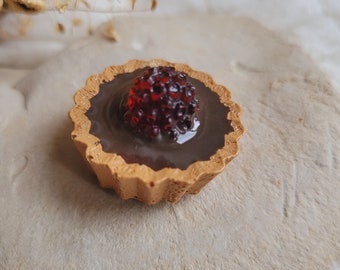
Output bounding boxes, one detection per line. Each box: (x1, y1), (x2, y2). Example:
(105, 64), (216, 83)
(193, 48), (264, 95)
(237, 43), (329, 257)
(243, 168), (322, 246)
(123, 66), (200, 141)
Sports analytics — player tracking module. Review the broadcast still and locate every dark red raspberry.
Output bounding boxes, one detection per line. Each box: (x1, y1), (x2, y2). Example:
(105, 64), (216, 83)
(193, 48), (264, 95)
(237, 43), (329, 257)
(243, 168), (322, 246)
(123, 66), (200, 141)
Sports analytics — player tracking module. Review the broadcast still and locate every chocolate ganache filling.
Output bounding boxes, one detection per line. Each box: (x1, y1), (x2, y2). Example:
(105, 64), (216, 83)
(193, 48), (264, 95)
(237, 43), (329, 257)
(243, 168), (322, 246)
(86, 67), (233, 171)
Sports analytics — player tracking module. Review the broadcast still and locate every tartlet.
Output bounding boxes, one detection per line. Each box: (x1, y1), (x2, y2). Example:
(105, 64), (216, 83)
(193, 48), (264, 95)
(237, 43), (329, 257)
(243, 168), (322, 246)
(69, 59), (244, 204)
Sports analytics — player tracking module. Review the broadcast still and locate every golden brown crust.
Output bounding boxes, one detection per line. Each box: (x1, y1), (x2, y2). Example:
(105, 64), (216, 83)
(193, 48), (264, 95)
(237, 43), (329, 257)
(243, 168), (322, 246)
(2, 0), (46, 13)
(69, 59), (245, 204)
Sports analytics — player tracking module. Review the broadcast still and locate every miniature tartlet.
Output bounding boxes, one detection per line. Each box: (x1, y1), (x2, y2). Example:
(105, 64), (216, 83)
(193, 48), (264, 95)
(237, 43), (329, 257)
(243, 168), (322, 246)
(69, 59), (244, 204)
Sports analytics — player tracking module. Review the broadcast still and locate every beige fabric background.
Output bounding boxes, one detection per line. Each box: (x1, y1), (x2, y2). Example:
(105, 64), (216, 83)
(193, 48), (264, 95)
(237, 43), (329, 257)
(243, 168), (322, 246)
(0, 13), (339, 269)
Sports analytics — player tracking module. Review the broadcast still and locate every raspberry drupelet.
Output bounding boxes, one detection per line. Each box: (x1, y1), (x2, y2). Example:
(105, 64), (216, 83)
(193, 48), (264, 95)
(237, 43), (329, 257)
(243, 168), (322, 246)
(123, 66), (200, 141)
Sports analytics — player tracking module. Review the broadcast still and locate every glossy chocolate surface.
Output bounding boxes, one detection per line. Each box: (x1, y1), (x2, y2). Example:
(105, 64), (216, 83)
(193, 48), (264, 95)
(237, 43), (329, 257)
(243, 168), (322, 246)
(86, 68), (233, 171)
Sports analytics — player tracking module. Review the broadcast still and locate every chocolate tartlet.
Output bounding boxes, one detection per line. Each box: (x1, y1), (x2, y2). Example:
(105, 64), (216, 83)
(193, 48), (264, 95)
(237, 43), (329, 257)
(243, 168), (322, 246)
(69, 59), (244, 204)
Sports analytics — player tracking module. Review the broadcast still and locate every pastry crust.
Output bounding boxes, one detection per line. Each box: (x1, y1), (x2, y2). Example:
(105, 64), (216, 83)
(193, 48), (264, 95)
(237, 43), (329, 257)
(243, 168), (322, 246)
(69, 59), (244, 204)
(2, 0), (46, 13)
(0, 0), (157, 13)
